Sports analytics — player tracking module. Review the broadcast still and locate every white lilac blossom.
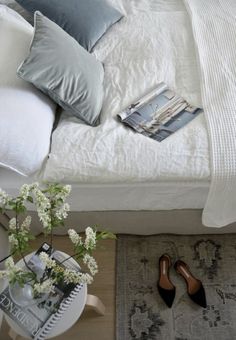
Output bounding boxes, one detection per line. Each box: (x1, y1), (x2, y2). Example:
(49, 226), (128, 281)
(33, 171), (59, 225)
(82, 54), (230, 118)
(33, 278), (55, 295)
(9, 234), (19, 247)
(63, 268), (80, 284)
(63, 269), (93, 285)
(38, 211), (51, 230)
(9, 218), (16, 231)
(63, 185), (71, 194)
(5, 257), (22, 281)
(84, 227), (96, 250)
(0, 188), (8, 205)
(9, 216), (31, 238)
(55, 203), (70, 220)
(0, 271), (8, 279)
(33, 188), (51, 210)
(33, 188), (51, 230)
(19, 184), (30, 200)
(9, 216), (31, 250)
(21, 216), (31, 230)
(55, 185), (71, 202)
(68, 229), (82, 246)
(31, 182), (39, 189)
(5, 257), (15, 270)
(39, 252), (56, 269)
(78, 273), (93, 285)
(83, 254), (98, 276)
(20, 182), (39, 200)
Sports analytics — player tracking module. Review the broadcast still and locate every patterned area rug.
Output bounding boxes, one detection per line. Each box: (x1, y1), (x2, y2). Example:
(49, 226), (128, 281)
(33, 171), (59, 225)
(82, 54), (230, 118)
(116, 234), (236, 340)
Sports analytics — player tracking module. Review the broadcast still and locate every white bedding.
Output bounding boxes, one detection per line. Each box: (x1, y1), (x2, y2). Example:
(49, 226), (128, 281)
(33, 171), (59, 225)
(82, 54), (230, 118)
(6, 0), (236, 227)
(42, 3), (210, 185)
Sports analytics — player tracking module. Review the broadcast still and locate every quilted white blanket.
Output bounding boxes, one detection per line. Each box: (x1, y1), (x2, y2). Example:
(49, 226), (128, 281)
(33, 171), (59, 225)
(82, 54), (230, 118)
(185, 0), (236, 227)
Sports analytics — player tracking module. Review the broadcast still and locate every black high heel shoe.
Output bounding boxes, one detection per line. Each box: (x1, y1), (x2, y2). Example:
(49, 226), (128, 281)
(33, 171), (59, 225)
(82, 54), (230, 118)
(174, 260), (207, 308)
(157, 254), (176, 308)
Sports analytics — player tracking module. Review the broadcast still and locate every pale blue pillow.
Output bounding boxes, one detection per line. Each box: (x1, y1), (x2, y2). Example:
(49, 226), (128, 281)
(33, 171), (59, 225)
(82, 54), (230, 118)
(17, 12), (104, 126)
(15, 0), (123, 51)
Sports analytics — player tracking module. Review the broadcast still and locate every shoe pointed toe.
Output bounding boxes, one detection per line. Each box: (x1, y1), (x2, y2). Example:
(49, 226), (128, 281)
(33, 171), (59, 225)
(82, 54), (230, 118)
(158, 285), (176, 308)
(189, 284), (207, 308)
(174, 260), (207, 308)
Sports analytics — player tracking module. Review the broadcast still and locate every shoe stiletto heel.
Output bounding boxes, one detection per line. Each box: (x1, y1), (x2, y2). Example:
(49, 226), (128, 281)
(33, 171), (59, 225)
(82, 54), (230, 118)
(174, 260), (207, 308)
(157, 254), (176, 308)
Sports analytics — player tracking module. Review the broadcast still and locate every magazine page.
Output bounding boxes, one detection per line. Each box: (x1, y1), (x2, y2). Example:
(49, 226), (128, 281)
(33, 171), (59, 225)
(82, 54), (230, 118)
(118, 82), (168, 122)
(117, 82), (203, 142)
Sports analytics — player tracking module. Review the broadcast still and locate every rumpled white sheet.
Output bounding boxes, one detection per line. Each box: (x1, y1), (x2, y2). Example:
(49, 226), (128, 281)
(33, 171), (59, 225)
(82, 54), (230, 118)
(42, 3), (210, 185)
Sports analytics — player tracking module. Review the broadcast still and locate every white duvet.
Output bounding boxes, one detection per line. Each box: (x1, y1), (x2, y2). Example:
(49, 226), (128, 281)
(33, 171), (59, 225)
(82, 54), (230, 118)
(42, 0), (210, 185)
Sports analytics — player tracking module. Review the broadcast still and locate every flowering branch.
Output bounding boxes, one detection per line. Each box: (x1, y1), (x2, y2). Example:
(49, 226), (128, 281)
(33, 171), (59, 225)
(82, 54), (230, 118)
(0, 183), (116, 296)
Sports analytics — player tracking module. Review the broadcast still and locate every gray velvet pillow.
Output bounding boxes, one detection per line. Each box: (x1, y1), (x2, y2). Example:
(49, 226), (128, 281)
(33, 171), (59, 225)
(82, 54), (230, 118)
(15, 0), (123, 51)
(17, 11), (104, 126)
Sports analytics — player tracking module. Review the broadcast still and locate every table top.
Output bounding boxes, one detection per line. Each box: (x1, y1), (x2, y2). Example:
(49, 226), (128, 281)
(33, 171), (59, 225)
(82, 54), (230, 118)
(3, 251), (87, 339)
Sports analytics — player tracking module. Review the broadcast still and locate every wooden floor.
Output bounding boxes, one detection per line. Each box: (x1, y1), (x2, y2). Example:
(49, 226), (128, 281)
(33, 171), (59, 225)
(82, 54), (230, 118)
(0, 235), (116, 340)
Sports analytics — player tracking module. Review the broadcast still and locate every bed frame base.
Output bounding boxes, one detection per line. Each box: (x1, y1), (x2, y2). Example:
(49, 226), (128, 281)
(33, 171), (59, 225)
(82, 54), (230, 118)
(3, 210), (236, 235)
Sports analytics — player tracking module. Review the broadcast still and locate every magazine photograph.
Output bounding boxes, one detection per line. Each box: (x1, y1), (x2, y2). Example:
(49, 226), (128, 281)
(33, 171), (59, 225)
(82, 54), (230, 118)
(117, 82), (203, 142)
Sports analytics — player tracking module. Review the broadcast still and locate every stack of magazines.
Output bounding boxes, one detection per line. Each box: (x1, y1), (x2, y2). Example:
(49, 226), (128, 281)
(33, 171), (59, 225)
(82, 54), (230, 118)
(117, 82), (203, 142)
(0, 243), (83, 340)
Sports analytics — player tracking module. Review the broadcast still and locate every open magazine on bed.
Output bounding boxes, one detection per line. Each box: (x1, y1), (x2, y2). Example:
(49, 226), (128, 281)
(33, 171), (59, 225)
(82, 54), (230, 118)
(117, 82), (203, 142)
(0, 243), (83, 339)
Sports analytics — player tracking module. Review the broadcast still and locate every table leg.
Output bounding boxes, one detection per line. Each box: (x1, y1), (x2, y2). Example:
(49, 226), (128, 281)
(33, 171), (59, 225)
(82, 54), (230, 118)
(86, 294), (105, 316)
(8, 328), (27, 340)
(8, 328), (21, 340)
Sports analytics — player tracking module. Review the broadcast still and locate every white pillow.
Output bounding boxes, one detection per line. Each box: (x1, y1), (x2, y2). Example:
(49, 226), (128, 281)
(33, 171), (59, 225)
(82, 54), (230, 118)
(0, 5), (56, 176)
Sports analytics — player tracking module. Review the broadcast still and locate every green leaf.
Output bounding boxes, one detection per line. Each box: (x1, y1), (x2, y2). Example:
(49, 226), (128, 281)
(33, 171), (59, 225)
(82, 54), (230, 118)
(100, 231), (116, 240)
(27, 196), (33, 203)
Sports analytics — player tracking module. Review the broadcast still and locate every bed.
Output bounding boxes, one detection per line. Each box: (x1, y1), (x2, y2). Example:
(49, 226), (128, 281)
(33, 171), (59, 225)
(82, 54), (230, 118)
(1, 0), (236, 234)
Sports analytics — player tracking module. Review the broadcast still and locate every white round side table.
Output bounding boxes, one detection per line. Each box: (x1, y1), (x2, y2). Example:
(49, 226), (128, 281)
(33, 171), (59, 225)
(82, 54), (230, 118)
(4, 251), (87, 339)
